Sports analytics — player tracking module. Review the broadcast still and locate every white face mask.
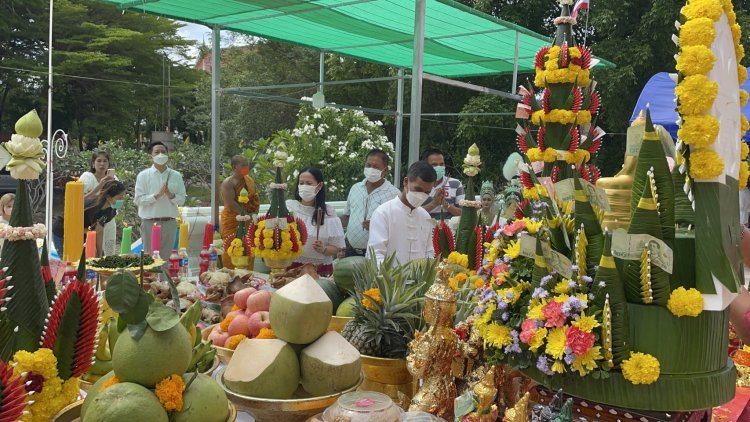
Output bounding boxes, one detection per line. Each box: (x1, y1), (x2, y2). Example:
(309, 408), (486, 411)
(153, 153), (168, 166)
(364, 167), (383, 183)
(298, 185), (318, 202)
(405, 190), (428, 208)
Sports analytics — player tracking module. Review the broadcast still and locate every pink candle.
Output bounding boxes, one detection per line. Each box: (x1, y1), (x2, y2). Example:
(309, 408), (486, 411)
(85, 231), (97, 259)
(151, 224), (161, 255)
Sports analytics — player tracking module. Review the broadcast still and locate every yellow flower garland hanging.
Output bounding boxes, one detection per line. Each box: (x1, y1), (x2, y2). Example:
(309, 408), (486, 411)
(535, 45), (591, 89)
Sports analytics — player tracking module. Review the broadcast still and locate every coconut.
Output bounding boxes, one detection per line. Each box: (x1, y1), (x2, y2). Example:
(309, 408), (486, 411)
(270, 274), (332, 344)
(223, 338), (300, 399)
(81, 371), (116, 418)
(300, 331), (361, 396)
(83, 382), (168, 422)
(173, 374), (229, 422)
(112, 324), (192, 387)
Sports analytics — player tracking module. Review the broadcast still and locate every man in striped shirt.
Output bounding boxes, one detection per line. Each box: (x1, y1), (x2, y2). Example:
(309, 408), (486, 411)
(420, 148), (465, 220)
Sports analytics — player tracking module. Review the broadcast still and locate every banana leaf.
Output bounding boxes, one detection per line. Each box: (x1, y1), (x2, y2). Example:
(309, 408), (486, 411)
(592, 231), (630, 365)
(267, 167), (290, 218)
(456, 178), (479, 259)
(40, 239), (56, 305)
(532, 235), (549, 286)
(573, 175), (603, 273)
(672, 165), (694, 226)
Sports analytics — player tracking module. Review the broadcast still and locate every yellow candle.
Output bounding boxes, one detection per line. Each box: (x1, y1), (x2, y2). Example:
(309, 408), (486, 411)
(63, 180), (84, 262)
(179, 222), (189, 250)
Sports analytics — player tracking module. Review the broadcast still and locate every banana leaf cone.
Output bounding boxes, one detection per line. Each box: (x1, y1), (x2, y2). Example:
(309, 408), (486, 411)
(672, 165), (695, 226)
(592, 230), (631, 366)
(532, 235), (549, 286)
(267, 167), (290, 218)
(630, 108), (675, 244)
(544, 207), (571, 257)
(77, 246), (87, 281)
(40, 238), (56, 304)
(553, 3), (575, 47)
(0, 180), (48, 358)
(456, 178), (479, 261)
(573, 174), (603, 273)
(622, 174), (670, 305)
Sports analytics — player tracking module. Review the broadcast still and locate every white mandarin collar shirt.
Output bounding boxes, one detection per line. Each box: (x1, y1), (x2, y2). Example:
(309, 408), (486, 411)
(367, 196), (434, 265)
(134, 166), (186, 219)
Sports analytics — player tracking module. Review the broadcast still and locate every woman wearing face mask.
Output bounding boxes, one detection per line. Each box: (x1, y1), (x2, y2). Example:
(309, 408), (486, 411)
(0, 193), (15, 252)
(52, 179), (127, 257)
(79, 150), (119, 255)
(286, 167), (345, 276)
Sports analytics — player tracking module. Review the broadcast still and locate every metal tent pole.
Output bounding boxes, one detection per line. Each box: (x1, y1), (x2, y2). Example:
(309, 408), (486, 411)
(512, 31), (520, 92)
(319, 51), (325, 94)
(210, 26), (221, 227)
(408, 0), (426, 166)
(394, 68), (404, 185)
(45, 0), (54, 250)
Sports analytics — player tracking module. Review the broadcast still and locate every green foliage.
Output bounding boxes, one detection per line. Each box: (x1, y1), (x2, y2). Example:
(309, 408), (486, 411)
(246, 104), (394, 201)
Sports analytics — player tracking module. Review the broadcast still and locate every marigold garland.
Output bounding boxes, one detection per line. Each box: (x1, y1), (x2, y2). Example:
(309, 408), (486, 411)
(675, 75), (718, 116)
(362, 288), (383, 310)
(742, 142), (749, 160)
(689, 149), (725, 179)
(225, 334), (246, 350)
(100, 375), (120, 392)
(543, 147), (558, 163)
(677, 115), (720, 147)
(11, 349), (79, 422)
(740, 161), (750, 189)
(155, 374), (185, 412)
(682, 0), (722, 21)
(621, 352), (660, 385)
(741, 90), (749, 107)
(667, 287), (704, 317)
(675, 45), (716, 76)
(256, 327), (276, 339)
(679, 17), (716, 47)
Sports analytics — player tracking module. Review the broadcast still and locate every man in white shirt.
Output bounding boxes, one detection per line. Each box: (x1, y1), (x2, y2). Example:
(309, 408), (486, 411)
(420, 148), (465, 219)
(341, 149), (400, 257)
(368, 161), (437, 264)
(134, 141), (186, 260)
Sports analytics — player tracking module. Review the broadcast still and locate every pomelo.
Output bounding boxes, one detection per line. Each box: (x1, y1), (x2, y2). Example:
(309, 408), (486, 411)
(223, 338), (300, 399)
(335, 296), (356, 317)
(300, 331), (361, 396)
(173, 373), (228, 422)
(82, 382), (167, 422)
(270, 274), (332, 344)
(112, 324), (192, 387)
(81, 371), (115, 418)
(333, 256), (367, 293)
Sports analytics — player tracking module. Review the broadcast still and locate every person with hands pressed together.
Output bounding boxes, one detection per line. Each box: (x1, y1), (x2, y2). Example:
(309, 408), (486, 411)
(368, 161), (436, 265)
(134, 141), (186, 260)
(220, 155), (260, 269)
(286, 167), (345, 276)
(340, 149), (400, 257)
(420, 148), (465, 220)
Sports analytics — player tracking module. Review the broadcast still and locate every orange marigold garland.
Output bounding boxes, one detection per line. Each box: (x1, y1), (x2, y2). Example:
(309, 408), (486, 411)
(155, 374), (185, 412)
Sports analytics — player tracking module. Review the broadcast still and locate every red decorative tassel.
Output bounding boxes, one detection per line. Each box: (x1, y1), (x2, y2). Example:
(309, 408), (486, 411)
(589, 90), (601, 114)
(542, 88), (551, 114)
(569, 127), (580, 153)
(537, 127), (546, 150)
(289, 225), (300, 253)
(588, 138), (602, 155)
(516, 200), (530, 220)
(580, 46), (592, 69)
(0, 360), (28, 422)
(273, 225), (280, 250)
(432, 227), (441, 258)
(520, 172), (534, 189)
(571, 87), (582, 113)
(296, 217), (308, 245)
(535, 46), (550, 69)
(517, 127), (530, 153)
(552, 166), (560, 183)
(587, 165), (601, 183)
(432, 221), (455, 258)
(474, 226), (484, 271)
(561, 42), (569, 68)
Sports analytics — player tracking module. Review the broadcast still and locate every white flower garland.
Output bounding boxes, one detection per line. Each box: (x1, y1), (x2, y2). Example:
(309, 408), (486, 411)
(269, 183), (288, 190)
(0, 224), (47, 241)
(236, 215), (253, 222)
(459, 199), (483, 209)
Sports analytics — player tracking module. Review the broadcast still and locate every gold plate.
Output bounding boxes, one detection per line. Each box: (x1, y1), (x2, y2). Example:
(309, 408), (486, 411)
(327, 316), (352, 333)
(53, 399), (237, 421)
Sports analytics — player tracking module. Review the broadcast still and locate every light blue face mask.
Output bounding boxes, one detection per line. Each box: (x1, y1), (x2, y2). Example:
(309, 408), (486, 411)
(433, 165), (446, 180)
(112, 199), (124, 209)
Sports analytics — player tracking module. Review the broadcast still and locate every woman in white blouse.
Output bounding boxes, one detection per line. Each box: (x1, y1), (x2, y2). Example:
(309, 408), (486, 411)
(286, 167), (345, 277)
(79, 150), (118, 256)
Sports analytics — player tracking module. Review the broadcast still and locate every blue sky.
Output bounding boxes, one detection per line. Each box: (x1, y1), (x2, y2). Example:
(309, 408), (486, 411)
(174, 22), (247, 63)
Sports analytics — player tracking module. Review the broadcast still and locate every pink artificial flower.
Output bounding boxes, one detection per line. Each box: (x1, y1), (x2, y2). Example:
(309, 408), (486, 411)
(565, 325), (595, 356)
(502, 220), (527, 237)
(542, 301), (566, 328)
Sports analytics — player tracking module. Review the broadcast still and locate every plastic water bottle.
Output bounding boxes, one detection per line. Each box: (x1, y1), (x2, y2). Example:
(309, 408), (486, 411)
(61, 262), (77, 287)
(199, 245), (210, 276)
(208, 244), (218, 272)
(168, 249), (180, 278)
(178, 247), (190, 280)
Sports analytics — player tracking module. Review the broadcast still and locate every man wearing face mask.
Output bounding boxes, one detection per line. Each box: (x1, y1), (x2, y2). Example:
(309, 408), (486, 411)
(367, 161), (437, 265)
(420, 148), (465, 219)
(220, 155), (260, 269)
(341, 149), (400, 257)
(134, 141), (187, 260)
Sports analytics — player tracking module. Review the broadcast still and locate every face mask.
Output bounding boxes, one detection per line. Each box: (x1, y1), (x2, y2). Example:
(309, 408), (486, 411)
(364, 167), (383, 183)
(153, 153), (168, 165)
(406, 190), (429, 208)
(433, 165), (446, 180)
(239, 167), (250, 176)
(112, 199), (124, 209)
(298, 185), (318, 202)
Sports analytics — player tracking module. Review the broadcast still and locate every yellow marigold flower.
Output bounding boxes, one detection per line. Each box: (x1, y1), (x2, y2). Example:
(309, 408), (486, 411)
(155, 374), (185, 412)
(483, 323), (513, 349)
(523, 186), (540, 201)
(571, 345), (602, 376)
(505, 240), (522, 260)
(667, 287), (704, 317)
(677, 114), (719, 147)
(474, 303), (496, 330)
(546, 109), (577, 125)
(226, 334), (247, 350)
(12, 348), (58, 379)
(740, 64), (748, 84)
(551, 360), (566, 374)
(743, 90), (750, 108)
(577, 69), (591, 87)
(256, 327), (276, 339)
(689, 148), (724, 180)
(577, 110), (592, 125)
(449, 277), (459, 292)
(731, 22), (742, 45)
(527, 302), (545, 321)
(527, 147), (543, 162)
(569, 47), (582, 59)
(474, 278), (486, 289)
(521, 218), (543, 234)
(263, 229), (274, 238)
(743, 115), (750, 135)
(740, 162), (749, 190)
(220, 315), (235, 332)
(675, 45), (715, 76)
(362, 288), (383, 310)
(531, 110), (545, 126)
(681, 0), (722, 21)
(676, 75), (718, 115)
(263, 238), (274, 249)
(546, 327), (567, 359)
(100, 375), (121, 392)
(622, 352), (660, 385)
(554, 280), (571, 295)
(231, 304), (239, 311)
(534, 69), (546, 88)
(528, 327), (548, 352)
(679, 17), (716, 47)
(572, 313), (600, 332)
(447, 251), (469, 269)
(543, 147), (558, 163)
(737, 44), (745, 62)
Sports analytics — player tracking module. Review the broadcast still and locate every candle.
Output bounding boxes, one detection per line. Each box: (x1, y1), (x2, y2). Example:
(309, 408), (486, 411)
(85, 231), (97, 259)
(173, 226), (180, 250)
(120, 225), (132, 255)
(202, 223), (213, 249)
(151, 224), (161, 255)
(62, 180), (84, 262)
(179, 222), (189, 250)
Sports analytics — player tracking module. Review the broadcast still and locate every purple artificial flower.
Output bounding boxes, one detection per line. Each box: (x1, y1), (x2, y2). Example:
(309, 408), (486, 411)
(568, 280), (577, 289)
(582, 275), (593, 284)
(540, 275), (553, 287)
(505, 291), (516, 301)
(562, 297), (587, 315)
(496, 299), (508, 310)
(532, 287), (549, 299)
(501, 312), (509, 321)
(536, 355), (553, 376)
(564, 348), (576, 365)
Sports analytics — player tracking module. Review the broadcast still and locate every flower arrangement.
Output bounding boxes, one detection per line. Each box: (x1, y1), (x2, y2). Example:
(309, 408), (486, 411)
(0, 223), (48, 241)
(432, 220), (455, 259)
(455, 144), (486, 271)
(0, 359), (30, 421)
(225, 188), (253, 258)
(666, 287), (704, 317)
(4, 110), (46, 180)
(11, 348), (81, 422)
(154, 374), (186, 412)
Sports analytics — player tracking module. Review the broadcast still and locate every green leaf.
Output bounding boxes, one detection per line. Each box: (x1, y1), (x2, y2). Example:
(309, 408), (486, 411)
(116, 315), (127, 333)
(119, 291), (150, 325)
(162, 271), (182, 316)
(146, 301), (180, 332)
(105, 271), (143, 314)
(180, 301), (202, 332)
(52, 291), (82, 380)
(127, 320), (148, 341)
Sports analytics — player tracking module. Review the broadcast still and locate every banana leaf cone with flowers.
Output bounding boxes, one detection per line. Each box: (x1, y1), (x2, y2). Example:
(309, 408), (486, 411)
(454, 143), (488, 271)
(248, 143), (307, 280)
(0, 110), (101, 421)
(224, 187), (254, 268)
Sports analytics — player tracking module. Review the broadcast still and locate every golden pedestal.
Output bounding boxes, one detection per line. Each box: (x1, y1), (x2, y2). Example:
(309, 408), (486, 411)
(359, 355), (416, 410)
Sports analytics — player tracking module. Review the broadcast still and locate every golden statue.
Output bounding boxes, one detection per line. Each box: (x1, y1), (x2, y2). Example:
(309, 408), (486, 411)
(597, 110), (675, 230)
(407, 261), (459, 420)
(503, 392), (530, 422)
(460, 367), (500, 422)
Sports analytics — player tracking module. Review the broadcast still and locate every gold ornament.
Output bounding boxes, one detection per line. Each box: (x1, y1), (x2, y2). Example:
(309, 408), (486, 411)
(503, 392), (530, 422)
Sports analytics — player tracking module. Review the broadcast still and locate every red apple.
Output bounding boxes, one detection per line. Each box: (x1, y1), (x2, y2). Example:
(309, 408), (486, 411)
(208, 329), (229, 347)
(246, 290), (272, 314)
(248, 311), (271, 337)
(233, 287), (257, 310)
(228, 314), (252, 337)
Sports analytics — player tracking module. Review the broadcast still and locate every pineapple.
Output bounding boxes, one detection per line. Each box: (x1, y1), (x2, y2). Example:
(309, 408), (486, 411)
(340, 254), (437, 359)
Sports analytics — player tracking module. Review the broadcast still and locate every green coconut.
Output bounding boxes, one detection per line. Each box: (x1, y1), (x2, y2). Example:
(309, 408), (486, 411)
(173, 374), (229, 422)
(81, 371), (116, 418)
(270, 274), (332, 344)
(82, 382), (168, 422)
(223, 338), (300, 399)
(300, 331), (361, 396)
(112, 323), (192, 387)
